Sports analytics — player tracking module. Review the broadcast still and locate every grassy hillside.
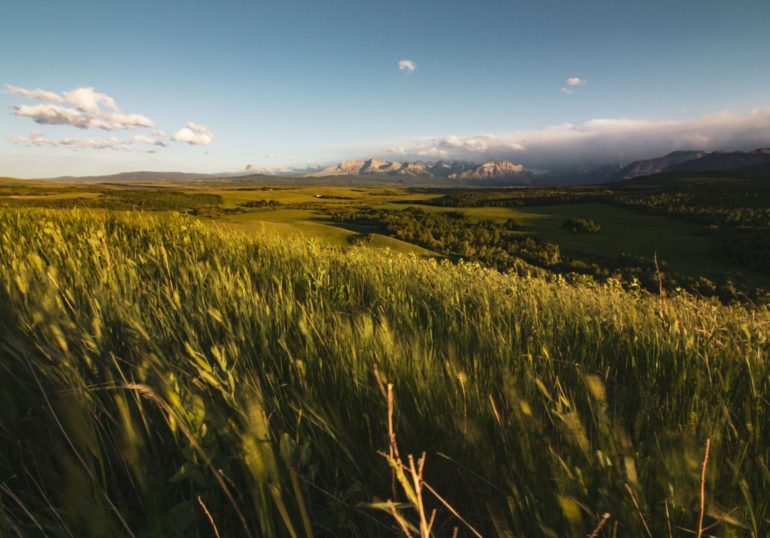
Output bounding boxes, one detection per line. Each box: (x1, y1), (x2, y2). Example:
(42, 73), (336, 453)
(4, 181), (768, 304)
(0, 208), (768, 536)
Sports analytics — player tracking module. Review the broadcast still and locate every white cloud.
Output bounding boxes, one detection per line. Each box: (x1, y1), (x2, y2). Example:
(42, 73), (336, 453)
(95, 112), (155, 130)
(561, 77), (586, 95)
(13, 104), (93, 128)
(368, 107), (770, 169)
(398, 59), (417, 74)
(418, 134), (525, 157)
(565, 77), (586, 87)
(63, 87), (118, 114)
(5, 85), (123, 113)
(9, 132), (127, 150)
(7, 83), (156, 131)
(172, 122), (214, 145)
(5, 83), (214, 154)
(186, 122), (210, 134)
(4, 84), (63, 103)
(9, 132), (170, 152)
(12, 103), (155, 130)
(132, 134), (167, 147)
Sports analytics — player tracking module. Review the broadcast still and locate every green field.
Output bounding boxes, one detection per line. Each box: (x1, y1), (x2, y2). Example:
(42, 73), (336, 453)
(2, 178), (769, 294)
(1, 180), (767, 294)
(213, 189), (766, 281)
(470, 203), (741, 276)
(1, 179), (769, 535)
(0, 206), (769, 537)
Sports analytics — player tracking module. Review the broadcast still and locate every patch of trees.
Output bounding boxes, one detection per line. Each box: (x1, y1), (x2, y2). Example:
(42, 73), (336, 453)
(425, 180), (770, 280)
(240, 199), (280, 209)
(611, 185), (770, 279)
(426, 188), (606, 208)
(1, 190), (224, 212)
(329, 207), (559, 272)
(328, 206), (769, 303)
(562, 218), (601, 233)
(710, 227), (770, 274)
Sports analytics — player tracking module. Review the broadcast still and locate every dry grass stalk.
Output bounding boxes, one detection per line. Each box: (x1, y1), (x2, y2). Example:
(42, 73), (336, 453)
(378, 383), (482, 538)
(697, 438), (711, 538)
(587, 512), (610, 538)
(197, 496), (221, 538)
(624, 483), (652, 538)
(664, 500), (673, 538)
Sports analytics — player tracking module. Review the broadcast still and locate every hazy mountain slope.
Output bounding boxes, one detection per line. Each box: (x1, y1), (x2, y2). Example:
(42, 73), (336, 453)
(614, 148), (770, 180)
(48, 171), (225, 182)
(666, 149), (770, 173)
(536, 163), (624, 185)
(614, 151), (707, 180)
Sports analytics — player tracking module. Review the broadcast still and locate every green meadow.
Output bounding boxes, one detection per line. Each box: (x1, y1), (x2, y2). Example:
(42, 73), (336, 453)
(0, 180), (769, 536)
(0, 181), (760, 279)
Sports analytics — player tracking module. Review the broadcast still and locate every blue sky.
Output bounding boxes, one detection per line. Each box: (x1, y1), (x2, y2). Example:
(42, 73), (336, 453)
(2, 0), (770, 177)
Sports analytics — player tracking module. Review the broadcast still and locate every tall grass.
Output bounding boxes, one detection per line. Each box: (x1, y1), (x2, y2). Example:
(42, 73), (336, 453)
(0, 208), (767, 536)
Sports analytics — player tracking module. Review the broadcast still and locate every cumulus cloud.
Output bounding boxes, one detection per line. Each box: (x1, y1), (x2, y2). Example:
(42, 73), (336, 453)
(374, 107), (770, 169)
(12, 103), (155, 130)
(63, 87), (119, 114)
(398, 59), (417, 73)
(9, 132), (127, 150)
(6, 85), (120, 113)
(132, 134), (167, 147)
(172, 122), (214, 145)
(92, 112), (155, 130)
(565, 77), (586, 87)
(4, 84), (63, 103)
(561, 77), (586, 95)
(13, 104), (93, 128)
(6, 83), (213, 151)
(9, 132), (167, 152)
(7, 83), (155, 130)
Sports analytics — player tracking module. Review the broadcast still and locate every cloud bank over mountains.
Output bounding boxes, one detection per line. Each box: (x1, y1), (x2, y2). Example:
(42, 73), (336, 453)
(5, 84), (213, 151)
(382, 107), (770, 169)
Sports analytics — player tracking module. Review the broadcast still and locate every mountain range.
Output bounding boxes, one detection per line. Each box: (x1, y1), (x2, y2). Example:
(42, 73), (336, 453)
(613, 148), (770, 180)
(36, 148), (770, 185)
(278, 148), (770, 183)
(308, 158), (533, 183)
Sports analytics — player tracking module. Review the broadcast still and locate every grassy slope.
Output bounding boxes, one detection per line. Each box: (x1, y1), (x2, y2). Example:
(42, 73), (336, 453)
(0, 208), (768, 537)
(1, 183), (762, 281)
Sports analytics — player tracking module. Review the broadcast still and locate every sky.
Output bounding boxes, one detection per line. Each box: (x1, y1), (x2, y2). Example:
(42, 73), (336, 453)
(2, 0), (770, 177)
